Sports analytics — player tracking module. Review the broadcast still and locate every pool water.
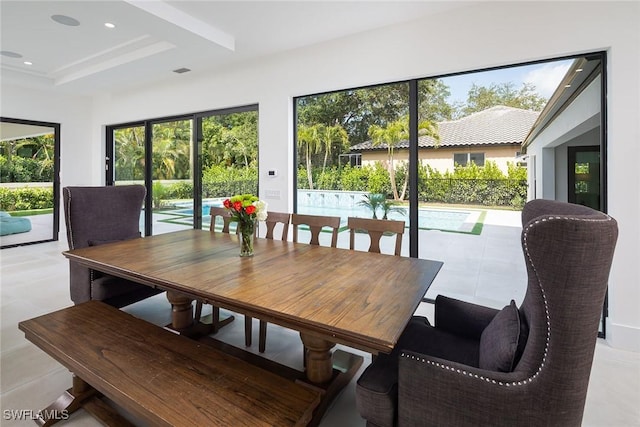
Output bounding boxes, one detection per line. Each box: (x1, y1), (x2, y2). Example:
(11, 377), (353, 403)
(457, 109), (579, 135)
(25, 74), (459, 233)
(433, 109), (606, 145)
(297, 205), (472, 231)
(177, 202), (475, 232)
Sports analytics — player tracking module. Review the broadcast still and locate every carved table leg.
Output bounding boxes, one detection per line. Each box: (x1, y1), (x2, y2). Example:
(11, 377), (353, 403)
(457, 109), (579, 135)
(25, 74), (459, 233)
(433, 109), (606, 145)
(166, 291), (194, 332)
(300, 333), (336, 384)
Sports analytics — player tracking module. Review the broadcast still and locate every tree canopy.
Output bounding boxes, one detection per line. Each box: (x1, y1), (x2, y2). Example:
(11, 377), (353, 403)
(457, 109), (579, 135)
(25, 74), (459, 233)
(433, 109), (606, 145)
(458, 82), (547, 118)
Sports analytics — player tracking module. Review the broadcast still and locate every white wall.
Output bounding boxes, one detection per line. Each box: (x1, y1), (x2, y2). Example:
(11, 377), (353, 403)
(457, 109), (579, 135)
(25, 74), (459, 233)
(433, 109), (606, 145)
(527, 75), (603, 202)
(3, 1), (639, 351)
(1, 85), (94, 186)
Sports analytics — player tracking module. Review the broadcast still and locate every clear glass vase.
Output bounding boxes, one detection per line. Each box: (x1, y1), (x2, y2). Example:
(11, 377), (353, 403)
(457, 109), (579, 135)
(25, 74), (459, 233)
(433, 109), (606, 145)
(238, 219), (256, 257)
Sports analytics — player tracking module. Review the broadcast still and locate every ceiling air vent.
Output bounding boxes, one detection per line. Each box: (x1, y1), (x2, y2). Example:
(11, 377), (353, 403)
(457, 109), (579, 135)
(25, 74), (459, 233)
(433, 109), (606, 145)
(173, 68), (191, 74)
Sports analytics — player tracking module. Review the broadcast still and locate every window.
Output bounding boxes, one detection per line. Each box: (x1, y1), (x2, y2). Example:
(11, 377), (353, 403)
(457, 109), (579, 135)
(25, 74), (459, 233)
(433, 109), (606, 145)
(107, 105), (258, 235)
(339, 153), (361, 168)
(292, 52), (607, 335)
(454, 152), (485, 167)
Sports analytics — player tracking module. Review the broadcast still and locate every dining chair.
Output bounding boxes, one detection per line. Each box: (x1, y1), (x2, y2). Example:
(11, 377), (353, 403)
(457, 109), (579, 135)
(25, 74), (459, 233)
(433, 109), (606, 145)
(63, 185), (162, 308)
(249, 211), (291, 352)
(209, 206), (235, 233)
(291, 213), (341, 247)
(347, 217), (405, 256)
(355, 199), (618, 427)
(263, 211), (291, 241)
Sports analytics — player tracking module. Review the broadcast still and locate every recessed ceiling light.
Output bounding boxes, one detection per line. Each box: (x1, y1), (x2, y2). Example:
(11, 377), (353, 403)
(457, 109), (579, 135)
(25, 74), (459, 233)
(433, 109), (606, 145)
(105, 22), (116, 29)
(0, 50), (23, 58)
(51, 14), (80, 26)
(173, 68), (191, 74)
(23, 61), (33, 66)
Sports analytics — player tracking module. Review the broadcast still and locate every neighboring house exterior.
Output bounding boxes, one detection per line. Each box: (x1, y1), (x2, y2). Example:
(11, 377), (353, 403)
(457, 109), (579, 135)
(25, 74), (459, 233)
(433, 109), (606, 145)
(521, 57), (603, 211)
(349, 105), (539, 174)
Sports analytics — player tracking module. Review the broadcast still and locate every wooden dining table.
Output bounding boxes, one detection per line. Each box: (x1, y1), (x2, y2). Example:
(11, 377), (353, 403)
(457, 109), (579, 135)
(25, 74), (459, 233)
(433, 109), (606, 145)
(63, 229), (443, 387)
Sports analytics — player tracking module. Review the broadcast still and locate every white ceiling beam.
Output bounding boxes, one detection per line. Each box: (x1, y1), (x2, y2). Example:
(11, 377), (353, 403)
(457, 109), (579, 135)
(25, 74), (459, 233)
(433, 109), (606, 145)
(53, 41), (176, 86)
(123, 0), (235, 51)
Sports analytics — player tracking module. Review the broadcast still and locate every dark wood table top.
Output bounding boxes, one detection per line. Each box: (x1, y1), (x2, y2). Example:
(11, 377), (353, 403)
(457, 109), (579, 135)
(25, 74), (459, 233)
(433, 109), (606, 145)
(64, 229), (443, 354)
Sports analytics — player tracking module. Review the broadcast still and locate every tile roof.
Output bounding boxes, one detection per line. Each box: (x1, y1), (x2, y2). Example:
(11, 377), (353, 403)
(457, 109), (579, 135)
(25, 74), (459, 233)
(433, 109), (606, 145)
(350, 105), (540, 151)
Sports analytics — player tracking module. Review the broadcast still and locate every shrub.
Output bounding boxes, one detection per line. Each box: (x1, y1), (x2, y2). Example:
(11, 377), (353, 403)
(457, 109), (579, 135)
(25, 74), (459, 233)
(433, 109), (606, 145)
(297, 160), (526, 207)
(0, 187), (54, 211)
(0, 156), (54, 182)
(339, 165), (369, 191)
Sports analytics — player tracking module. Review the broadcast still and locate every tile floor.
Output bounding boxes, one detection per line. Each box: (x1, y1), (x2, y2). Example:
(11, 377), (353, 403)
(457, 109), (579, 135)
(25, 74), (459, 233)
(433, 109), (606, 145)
(1, 209), (639, 426)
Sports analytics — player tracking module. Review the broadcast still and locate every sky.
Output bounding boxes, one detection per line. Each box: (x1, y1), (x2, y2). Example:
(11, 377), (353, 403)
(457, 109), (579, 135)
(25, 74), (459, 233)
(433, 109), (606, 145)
(440, 58), (574, 107)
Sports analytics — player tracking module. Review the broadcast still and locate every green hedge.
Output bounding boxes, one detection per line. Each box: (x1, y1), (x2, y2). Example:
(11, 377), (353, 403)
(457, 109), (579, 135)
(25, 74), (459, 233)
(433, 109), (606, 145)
(416, 162), (527, 208)
(0, 156), (54, 182)
(300, 160), (527, 208)
(153, 165), (259, 207)
(1, 161), (527, 211)
(0, 187), (54, 211)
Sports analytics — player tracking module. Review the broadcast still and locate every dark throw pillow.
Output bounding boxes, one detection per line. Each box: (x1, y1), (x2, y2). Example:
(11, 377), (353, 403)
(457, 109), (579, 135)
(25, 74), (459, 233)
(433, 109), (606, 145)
(478, 300), (521, 372)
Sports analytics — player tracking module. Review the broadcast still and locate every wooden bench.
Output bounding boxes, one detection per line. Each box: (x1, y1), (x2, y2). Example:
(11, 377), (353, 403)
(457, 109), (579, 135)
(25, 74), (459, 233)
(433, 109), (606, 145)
(18, 301), (321, 427)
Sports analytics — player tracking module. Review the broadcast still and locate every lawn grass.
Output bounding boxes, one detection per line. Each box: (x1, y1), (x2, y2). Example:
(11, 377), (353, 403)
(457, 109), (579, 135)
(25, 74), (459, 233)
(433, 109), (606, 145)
(6, 208), (54, 217)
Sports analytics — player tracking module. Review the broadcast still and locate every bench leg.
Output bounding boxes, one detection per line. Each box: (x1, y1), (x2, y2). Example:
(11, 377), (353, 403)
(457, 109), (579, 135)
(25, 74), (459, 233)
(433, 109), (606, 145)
(37, 374), (136, 427)
(36, 375), (97, 426)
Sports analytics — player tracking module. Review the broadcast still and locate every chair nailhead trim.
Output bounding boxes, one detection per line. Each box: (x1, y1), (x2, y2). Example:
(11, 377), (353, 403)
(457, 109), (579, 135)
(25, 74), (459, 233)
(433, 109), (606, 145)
(401, 213), (613, 388)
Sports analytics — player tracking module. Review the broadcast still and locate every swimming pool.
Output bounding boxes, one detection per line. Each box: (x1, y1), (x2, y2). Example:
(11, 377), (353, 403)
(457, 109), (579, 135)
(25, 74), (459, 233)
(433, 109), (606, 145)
(297, 205), (477, 232)
(175, 199), (478, 233)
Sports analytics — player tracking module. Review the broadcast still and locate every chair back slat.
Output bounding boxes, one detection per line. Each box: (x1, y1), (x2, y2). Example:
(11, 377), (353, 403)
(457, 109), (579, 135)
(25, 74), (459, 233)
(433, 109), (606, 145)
(291, 213), (340, 247)
(209, 206), (234, 234)
(264, 211), (290, 241)
(347, 217), (405, 256)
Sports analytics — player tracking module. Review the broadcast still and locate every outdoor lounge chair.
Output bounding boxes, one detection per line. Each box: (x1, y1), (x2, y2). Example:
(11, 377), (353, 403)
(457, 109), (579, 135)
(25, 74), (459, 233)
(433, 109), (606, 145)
(0, 211), (32, 236)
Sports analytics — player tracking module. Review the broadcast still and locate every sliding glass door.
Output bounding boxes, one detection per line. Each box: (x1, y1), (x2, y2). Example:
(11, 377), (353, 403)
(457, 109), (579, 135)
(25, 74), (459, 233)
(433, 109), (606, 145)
(293, 52), (607, 324)
(107, 105), (257, 235)
(150, 119), (194, 234)
(199, 108), (258, 231)
(0, 117), (60, 248)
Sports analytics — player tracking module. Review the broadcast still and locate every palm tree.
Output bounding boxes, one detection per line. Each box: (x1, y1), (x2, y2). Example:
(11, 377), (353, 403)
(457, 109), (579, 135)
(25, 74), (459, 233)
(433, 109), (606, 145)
(315, 123), (349, 187)
(380, 199), (406, 220)
(115, 127), (145, 180)
(358, 193), (386, 219)
(318, 123), (349, 176)
(368, 117), (439, 200)
(152, 122), (192, 179)
(297, 124), (322, 189)
(368, 121), (405, 200)
(222, 117), (258, 168)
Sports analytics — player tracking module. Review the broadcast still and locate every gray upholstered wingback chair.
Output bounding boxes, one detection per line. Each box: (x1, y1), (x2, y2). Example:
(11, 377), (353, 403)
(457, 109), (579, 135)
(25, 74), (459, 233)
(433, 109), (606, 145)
(63, 185), (162, 308)
(356, 199), (618, 427)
